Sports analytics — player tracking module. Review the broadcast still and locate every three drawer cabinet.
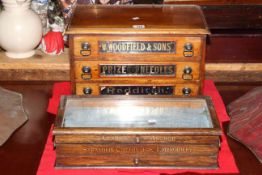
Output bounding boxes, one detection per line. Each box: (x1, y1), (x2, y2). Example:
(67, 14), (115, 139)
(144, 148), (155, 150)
(67, 5), (209, 96)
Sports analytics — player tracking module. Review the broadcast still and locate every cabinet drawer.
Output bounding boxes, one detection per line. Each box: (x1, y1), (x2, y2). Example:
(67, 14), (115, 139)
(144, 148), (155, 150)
(55, 134), (220, 145)
(56, 144), (219, 156)
(56, 143), (218, 168)
(72, 36), (204, 61)
(75, 83), (200, 96)
(56, 155), (217, 168)
(74, 61), (200, 81)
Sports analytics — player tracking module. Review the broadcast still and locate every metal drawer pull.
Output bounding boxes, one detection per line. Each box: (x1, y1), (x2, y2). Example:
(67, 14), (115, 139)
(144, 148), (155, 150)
(182, 66), (193, 80)
(83, 87), (92, 95)
(182, 87), (192, 96)
(80, 42), (91, 56)
(133, 158), (139, 166)
(183, 42), (194, 57)
(135, 136), (140, 143)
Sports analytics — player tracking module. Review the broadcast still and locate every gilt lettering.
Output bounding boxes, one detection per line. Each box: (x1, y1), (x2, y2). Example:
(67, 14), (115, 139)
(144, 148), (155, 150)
(100, 65), (175, 76)
(99, 41), (176, 53)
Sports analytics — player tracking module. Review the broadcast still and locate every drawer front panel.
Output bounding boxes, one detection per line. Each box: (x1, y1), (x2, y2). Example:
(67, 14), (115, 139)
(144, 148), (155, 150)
(72, 36), (203, 61)
(75, 83), (200, 96)
(55, 135), (220, 145)
(74, 61), (200, 81)
(56, 144), (219, 156)
(56, 155), (217, 168)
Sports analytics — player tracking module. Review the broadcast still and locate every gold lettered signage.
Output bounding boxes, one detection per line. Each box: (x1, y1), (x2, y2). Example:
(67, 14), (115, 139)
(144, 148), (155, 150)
(100, 86), (174, 95)
(100, 64), (176, 76)
(99, 41), (176, 53)
(101, 135), (184, 143)
(79, 145), (192, 154)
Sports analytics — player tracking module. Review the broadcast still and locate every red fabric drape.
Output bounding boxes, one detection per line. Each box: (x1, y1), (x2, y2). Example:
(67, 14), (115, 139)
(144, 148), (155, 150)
(39, 80), (239, 175)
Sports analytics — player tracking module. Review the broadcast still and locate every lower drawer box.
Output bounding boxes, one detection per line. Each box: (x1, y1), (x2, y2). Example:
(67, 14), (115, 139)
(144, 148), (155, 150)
(55, 143), (219, 168)
(56, 144), (219, 156)
(75, 83), (200, 96)
(56, 154), (218, 168)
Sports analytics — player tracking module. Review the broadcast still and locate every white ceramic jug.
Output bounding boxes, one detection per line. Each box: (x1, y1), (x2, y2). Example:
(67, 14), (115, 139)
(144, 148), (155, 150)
(0, 0), (42, 58)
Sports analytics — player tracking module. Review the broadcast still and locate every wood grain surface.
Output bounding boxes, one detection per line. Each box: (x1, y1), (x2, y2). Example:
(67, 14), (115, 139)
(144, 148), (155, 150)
(72, 35), (204, 60)
(0, 49), (69, 81)
(56, 155), (218, 167)
(1, 50), (261, 82)
(67, 5), (209, 35)
(164, 0), (262, 5)
(74, 61), (200, 81)
(75, 83), (200, 96)
(55, 134), (219, 144)
(53, 96), (221, 168)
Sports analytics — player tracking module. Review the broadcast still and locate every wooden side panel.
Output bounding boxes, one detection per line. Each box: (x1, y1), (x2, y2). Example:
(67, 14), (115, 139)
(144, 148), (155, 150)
(206, 35), (262, 63)
(203, 5), (262, 30)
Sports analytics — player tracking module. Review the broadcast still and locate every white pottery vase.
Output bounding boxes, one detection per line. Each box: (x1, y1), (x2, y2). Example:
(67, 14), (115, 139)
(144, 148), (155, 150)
(0, 0), (42, 59)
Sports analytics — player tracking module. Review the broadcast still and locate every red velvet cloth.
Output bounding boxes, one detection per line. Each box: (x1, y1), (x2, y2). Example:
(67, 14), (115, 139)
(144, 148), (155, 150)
(39, 80), (239, 175)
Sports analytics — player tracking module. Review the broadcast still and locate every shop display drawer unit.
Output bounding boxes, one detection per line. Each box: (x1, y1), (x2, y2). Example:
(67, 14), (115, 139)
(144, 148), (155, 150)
(67, 5), (209, 96)
(53, 96), (222, 168)
(75, 83), (200, 96)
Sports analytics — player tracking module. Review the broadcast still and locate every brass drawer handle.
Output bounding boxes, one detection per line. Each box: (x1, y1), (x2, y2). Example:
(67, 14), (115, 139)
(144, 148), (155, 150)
(184, 42), (193, 51)
(183, 42), (194, 57)
(182, 66), (193, 80)
(80, 50), (91, 56)
(183, 66), (192, 74)
(83, 87), (92, 95)
(80, 42), (91, 56)
(82, 66), (91, 73)
(182, 87), (191, 96)
(133, 158), (139, 166)
(81, 66), (92, 80)
(135, 136), (140, 143)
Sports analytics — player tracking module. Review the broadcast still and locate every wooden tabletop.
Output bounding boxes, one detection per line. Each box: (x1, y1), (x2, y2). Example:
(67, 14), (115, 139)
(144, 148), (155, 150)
(0, 49), (69, 81)
(67, 5), (209, 35)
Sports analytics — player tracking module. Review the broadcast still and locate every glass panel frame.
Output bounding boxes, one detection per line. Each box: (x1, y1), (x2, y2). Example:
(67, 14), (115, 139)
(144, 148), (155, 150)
(62, 98), (213, 129)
